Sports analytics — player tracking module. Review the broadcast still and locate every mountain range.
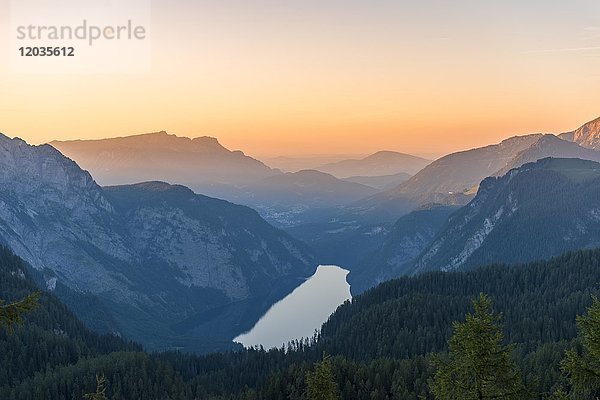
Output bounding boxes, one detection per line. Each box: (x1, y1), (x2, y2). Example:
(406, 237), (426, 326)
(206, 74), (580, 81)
(342, 172), (412, 190)
(349, 119), (600, 292)
(51, 132), (280, 200)
(262, 154), (366, 173)
(410, 157), (600, 274)
(358, 118), (600, 219)
(51, 134), (401, 227)
(3, 116), (600, 398)
(0, 133), (315, 352)
(240, 170), (378, 225)
(5, 115), (600, 349)
(353, 156), (600, 293)
(372, 134), (544, 204)
(4, 242), (599, 399)
(315, 151), (431, 178)
(493, 133), (600, 177)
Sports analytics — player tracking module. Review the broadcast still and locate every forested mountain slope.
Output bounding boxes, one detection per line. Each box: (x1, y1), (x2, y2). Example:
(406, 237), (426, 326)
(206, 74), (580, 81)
(411, 158), (600, 274)
(0, 246), (141, 396)
(4, 246), (600, 399)
(348, 205), (457, 294)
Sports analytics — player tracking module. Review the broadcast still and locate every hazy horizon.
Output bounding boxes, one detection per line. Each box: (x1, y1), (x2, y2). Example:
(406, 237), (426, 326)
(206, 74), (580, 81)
(1, 0), (599, 156)
(1, 116), (594, 161)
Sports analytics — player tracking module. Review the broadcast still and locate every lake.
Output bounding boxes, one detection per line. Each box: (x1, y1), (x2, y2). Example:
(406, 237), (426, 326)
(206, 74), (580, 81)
(234, 265), (351, 349)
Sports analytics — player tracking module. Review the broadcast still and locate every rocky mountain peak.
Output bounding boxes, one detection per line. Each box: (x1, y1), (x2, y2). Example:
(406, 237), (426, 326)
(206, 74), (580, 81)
(571, 116), (600, 150)
(0, 134), (108, 208)
(191, 135), (223, 147)
(496, 133), (544, 150)
(0, 134), (315, 351)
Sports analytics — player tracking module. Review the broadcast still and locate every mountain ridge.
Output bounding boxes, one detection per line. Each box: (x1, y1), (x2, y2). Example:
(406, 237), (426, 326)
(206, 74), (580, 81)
(493, 133), (600, 177)
(50, 131), (280, 200)
(409, 157), (600, 275)
(0, 133), (315, 352)
(357, 126), (600, 216)
(560, 116), (600, 150)
(378, 134), (544, 203)
(316, 150), (431, 178)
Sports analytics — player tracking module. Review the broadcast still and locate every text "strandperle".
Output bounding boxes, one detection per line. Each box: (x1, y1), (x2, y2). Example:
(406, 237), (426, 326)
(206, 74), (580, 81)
(16, 20), (147, 46)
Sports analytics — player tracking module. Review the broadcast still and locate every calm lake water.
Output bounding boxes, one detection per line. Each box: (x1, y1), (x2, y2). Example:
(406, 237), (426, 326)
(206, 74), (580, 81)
(234, 265), (351, 349)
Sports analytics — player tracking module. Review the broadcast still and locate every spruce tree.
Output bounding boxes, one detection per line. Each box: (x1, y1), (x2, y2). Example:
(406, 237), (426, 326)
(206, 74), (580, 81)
(0, 292), (40, 331)
(430, 293), (527, 400)
(306, 355), (341, 400)
(561, 295), (600, 398)
(548, 388), (569, 400)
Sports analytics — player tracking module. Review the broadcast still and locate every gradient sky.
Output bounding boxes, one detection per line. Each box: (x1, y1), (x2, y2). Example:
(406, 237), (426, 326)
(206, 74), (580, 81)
(1, 0), (600, 157)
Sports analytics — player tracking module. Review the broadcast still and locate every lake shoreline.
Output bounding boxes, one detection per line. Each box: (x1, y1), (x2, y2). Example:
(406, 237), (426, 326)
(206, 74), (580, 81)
(234, 265), (351, 349)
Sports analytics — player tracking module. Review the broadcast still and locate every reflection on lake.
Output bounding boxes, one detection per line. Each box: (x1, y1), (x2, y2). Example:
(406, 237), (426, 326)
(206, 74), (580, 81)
(234, 265), (351, 349)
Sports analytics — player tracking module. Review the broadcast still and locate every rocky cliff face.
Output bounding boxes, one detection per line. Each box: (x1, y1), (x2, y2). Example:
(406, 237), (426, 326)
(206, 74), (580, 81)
(410, 158), (600, 275)
(0, 136), (131, 293)
(348, 205), (457, 294)
(0, 133), (314, 351)
(560, 116), (600, 150)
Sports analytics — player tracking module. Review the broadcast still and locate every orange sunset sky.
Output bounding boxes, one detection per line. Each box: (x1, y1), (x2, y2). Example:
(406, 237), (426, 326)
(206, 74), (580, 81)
(1, 0), (600, 157)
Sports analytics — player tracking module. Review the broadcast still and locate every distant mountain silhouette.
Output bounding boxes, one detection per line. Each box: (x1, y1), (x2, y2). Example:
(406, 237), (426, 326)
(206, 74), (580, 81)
(342, 172), (412, 190)
(372, 134), (543, 204)
(493, 134), (600, 177)
(359, 128), (600, 211)
(51, 131), (280, 199)
(262, 154), (367, 173)
(51, 133), (388, 227)
(316, 151), (431, 178)
(237, 170), (379, 227)
(250, 169), (377, 206)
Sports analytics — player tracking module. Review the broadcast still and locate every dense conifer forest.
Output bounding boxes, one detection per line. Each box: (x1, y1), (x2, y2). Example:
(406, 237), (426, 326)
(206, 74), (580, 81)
(1, 245), (599, 399)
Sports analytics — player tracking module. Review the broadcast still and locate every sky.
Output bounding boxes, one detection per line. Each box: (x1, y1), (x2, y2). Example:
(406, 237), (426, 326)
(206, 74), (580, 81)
(1, 0), (600, 157)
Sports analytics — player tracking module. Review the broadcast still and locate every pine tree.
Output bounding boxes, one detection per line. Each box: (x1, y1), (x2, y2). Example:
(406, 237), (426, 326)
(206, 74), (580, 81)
(0, 292), (40, 331)
(430, 293), (527, 400)
(84, 374), (109, 400)
(306, 355), (341, 400)
(561, 295), (600, 398)
(547, 388), (569, 400)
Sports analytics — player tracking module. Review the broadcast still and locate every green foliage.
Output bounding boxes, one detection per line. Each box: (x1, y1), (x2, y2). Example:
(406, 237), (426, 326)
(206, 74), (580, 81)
(0, 291), (40, 331)
(1, 246), (600, 399)
(430, 293), (527, 400)
(306, 355), (341, 400)
(547, 388), (569, 400)
(561, 296), (600, 398)
(84, 374), (108, 400)
(320, 249), (600, 361)
(0, 246), (140, 394)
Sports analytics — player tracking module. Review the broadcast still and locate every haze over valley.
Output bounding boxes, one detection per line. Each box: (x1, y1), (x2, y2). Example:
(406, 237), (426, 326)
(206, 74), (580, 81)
(3, 1), (600, 397)
(3, 113), (600, 399)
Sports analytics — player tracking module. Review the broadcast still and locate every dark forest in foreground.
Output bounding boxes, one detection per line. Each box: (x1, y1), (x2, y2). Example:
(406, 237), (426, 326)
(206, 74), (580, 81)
(1, 246), (599, 399)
